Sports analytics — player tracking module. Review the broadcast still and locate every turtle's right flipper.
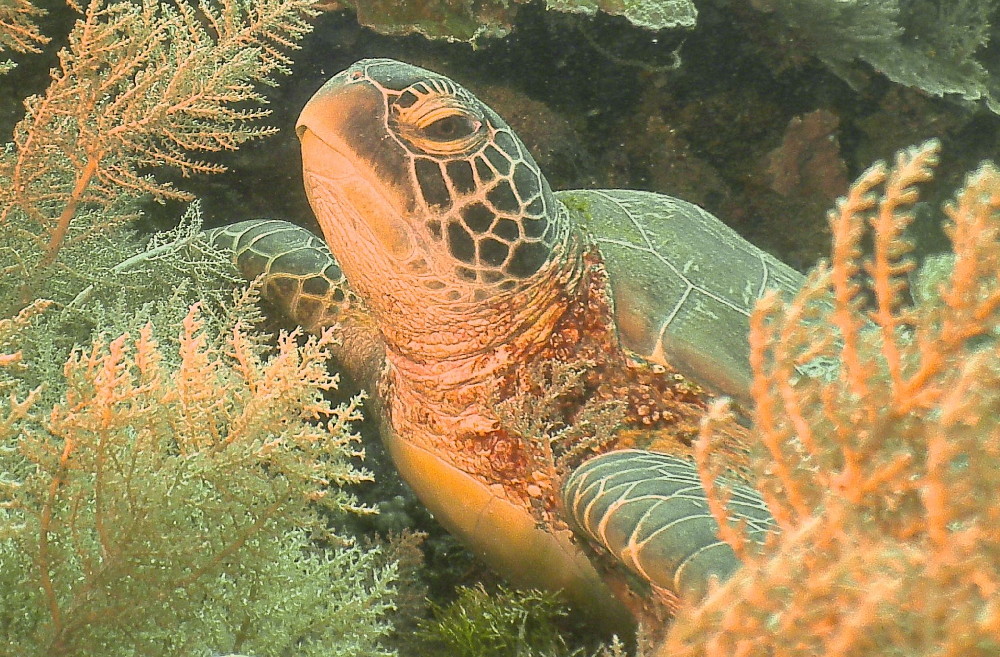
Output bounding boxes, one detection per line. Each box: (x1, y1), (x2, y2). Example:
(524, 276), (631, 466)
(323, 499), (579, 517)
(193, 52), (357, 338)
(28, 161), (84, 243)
(561, 449), (773, 608)
(204, 219), (383, 388)
(204, 219), (354, 333)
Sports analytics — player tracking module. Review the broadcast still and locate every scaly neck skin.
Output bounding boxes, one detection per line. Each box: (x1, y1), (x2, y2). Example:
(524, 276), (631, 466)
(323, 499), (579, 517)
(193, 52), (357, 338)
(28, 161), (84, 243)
(379, 227), (587, 458)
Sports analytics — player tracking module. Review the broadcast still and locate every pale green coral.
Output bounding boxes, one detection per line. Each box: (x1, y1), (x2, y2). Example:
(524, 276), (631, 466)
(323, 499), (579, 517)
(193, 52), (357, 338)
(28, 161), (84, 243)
(335, 0), (696, 42)
(754, 0), (1000, 114)
(417, 584), (594, 657)
(0, 298), (396, 657)
(544, 0), (696, 30)
(0, 1), (400, 655)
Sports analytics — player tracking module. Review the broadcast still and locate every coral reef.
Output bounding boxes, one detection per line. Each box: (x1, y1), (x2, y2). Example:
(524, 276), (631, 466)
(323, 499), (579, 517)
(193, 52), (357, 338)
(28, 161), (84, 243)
(417, 584), (588, 657)
(0, 0), (46, 73)
(763, 109), (847, 202)
(754, 0), (1000, 113)
(8, 2), (998, 653)
(0, 302), (396, 657)
(316, 0), (999, 119)
(660, 141), (1000, 655)
(0, 0), (317, 311)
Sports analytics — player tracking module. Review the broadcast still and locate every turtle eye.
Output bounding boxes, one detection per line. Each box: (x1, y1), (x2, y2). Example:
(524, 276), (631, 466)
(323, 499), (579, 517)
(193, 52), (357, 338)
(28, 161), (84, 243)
(423, 114), (480, 141)
(391, 81), (487, 156)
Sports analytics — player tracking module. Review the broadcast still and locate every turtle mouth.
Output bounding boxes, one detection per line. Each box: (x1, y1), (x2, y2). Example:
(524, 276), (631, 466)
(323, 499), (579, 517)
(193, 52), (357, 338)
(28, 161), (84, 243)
(297, 128), (369, 239)
(297, 127), (360, 192)
(297, 127), (414, 264)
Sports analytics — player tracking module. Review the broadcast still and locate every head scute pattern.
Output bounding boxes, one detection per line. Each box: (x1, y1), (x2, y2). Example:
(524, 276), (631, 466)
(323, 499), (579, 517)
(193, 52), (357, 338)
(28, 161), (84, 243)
(358, 59), (571, 293)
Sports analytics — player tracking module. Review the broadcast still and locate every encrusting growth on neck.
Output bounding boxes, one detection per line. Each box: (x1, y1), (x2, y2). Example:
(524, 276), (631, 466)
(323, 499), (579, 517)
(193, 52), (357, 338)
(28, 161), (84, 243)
(495, 246), (754, 521)
(381, 229), (753, 517)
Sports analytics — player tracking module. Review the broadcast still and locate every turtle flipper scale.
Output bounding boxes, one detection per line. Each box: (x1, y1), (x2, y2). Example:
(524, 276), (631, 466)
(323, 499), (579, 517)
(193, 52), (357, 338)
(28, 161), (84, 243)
(562, 449), (773, 604)
(204, 219), (353, 333)
(204, 219), (383, 387)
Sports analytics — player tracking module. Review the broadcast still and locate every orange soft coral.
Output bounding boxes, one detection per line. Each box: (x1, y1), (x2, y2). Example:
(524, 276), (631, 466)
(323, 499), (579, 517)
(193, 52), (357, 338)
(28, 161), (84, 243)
(663, 141), (1000, 656)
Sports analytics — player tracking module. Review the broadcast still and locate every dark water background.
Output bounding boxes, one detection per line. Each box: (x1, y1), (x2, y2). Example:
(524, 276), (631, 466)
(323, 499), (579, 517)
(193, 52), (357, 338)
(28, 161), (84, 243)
(3, 3), (998, 651)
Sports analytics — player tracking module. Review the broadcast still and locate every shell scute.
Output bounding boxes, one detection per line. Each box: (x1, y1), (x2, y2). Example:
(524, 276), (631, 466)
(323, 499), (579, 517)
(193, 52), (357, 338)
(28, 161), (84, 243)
(558, 188), (803, 402)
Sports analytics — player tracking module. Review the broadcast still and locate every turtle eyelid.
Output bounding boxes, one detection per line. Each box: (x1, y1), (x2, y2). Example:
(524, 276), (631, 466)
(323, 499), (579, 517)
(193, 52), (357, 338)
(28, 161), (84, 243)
(391, 82), (487, 155)
(423, 114), (481, 141)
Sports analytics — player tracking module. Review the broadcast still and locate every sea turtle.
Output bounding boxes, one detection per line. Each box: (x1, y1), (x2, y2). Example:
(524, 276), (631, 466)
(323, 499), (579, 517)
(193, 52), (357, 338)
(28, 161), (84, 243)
(206, 58), (794, 627)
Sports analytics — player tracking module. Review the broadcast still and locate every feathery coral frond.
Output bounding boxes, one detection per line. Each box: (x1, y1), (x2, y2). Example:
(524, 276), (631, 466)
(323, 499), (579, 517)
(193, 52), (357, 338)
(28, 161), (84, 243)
(0, 0), (316, 297)
(662, 141), (1000, 656)
(1, 301), (388, 656)
(0, 0), (47, 58)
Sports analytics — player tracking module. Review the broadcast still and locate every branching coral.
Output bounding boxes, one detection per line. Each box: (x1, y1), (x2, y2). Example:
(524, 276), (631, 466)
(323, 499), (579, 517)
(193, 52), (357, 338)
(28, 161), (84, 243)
(662, 140), (1000, 655)
(0, 3), (401, 655)
(0, 0), (317, 306)
(0, 301), (396, 657)
(0, 0), (47, 68)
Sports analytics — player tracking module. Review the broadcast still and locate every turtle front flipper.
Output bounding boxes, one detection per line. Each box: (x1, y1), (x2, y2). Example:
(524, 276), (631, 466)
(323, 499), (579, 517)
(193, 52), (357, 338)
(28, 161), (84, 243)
(562, 449), (773, 617)
(204, 219), (383, 387)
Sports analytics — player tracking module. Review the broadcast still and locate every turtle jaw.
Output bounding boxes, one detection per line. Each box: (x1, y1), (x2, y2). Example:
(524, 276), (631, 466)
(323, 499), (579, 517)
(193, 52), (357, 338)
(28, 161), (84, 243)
(296, 74), (419, 283)
(298, 128), (412, 261)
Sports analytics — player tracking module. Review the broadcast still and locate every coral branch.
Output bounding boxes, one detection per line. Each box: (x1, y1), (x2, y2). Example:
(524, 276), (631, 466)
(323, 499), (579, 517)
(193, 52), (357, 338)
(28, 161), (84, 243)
(695, 401), (756, 561)
(2, 301), (386, 654)
(662, 142), (1000, 656)
(0, 0), (317, 294)
(0, 0), (48, 55)
(37, 435), (74, 643)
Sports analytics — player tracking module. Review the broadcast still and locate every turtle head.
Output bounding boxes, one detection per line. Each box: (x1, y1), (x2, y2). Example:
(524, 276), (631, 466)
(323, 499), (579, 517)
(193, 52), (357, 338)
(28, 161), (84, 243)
(296, 59), (575, 357)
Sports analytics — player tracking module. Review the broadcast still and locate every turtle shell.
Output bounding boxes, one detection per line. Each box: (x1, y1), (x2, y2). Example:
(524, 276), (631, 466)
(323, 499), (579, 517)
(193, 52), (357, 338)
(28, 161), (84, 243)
(558, 189), (805, 403)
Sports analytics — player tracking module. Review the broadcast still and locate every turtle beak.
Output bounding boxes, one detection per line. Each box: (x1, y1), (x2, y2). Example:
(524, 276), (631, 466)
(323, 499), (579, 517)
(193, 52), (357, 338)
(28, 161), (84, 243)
(295, 76), (360, 189)
(295, 70), (376, 159)
(295, 72), (414, 263)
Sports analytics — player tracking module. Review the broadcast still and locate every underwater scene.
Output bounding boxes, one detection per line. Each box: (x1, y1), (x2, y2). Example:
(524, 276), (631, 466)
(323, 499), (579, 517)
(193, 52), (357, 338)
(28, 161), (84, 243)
(1, 1), (998, 655)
